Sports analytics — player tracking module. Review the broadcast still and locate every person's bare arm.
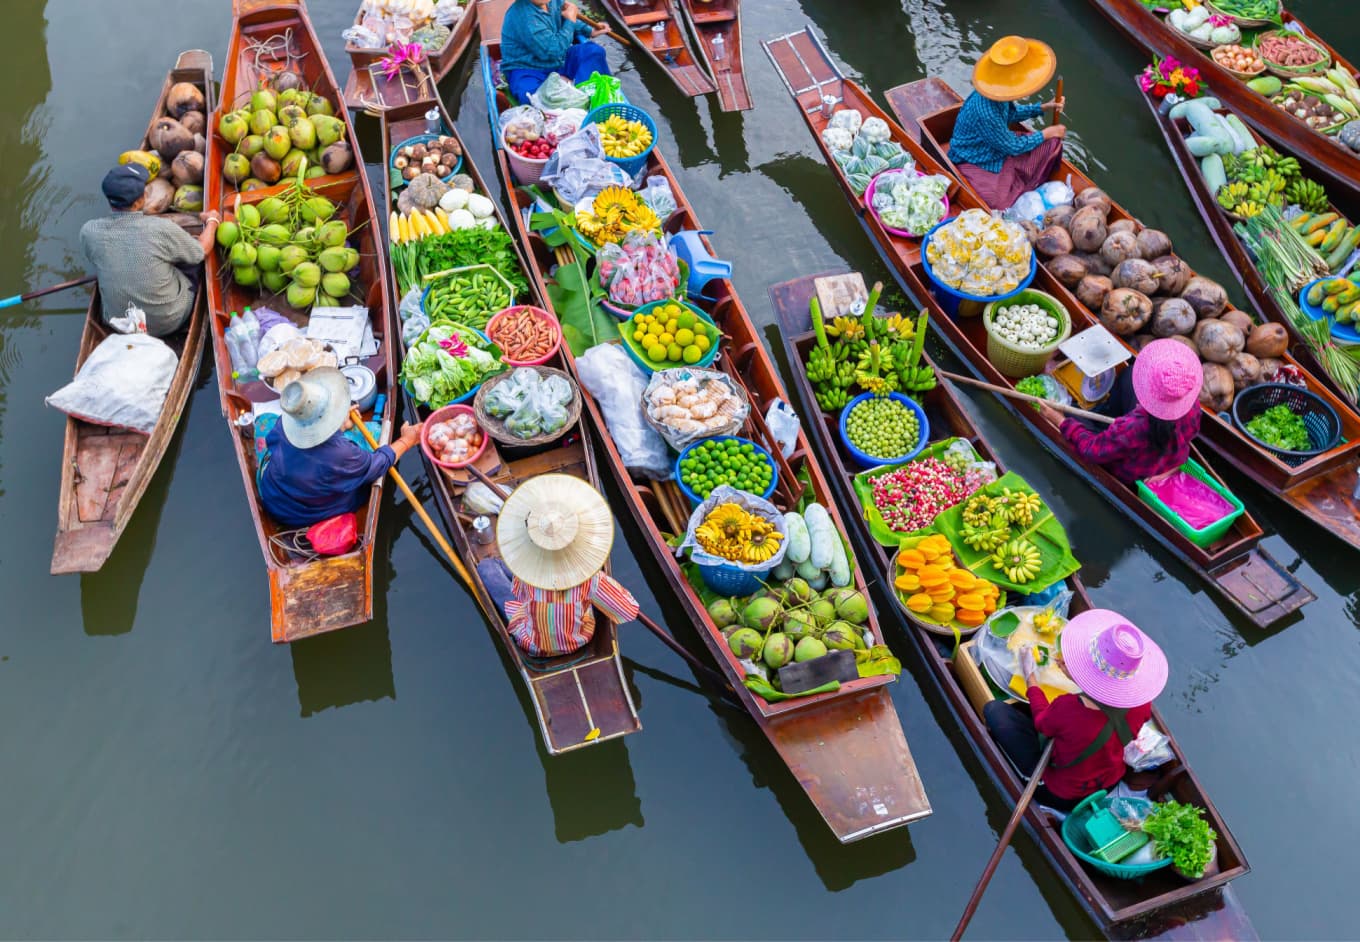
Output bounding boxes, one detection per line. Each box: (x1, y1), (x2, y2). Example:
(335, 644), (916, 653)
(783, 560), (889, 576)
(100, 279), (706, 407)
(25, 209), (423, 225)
(197, 211), (221, 254)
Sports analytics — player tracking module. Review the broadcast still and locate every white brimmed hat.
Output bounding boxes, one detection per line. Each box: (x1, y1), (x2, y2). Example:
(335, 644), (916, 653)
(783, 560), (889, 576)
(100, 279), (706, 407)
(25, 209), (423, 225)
(279, 367), (351, 449)
(497, 474), (614, 590)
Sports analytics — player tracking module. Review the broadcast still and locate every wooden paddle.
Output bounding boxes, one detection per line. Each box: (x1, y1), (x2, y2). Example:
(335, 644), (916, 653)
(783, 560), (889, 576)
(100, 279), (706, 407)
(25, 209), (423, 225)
(0, 275), (96, 309)
(580, 12), (629, 45)
(950, 739), (1056, 941)
(1053, 76), (1064, 127)
(349, 409), (476, 591)
(938, 370), (1115, 425)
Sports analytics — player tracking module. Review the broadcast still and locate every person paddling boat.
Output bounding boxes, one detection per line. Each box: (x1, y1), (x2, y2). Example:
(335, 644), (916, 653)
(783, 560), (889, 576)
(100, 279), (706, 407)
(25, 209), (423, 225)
(500, 0), (611, 105)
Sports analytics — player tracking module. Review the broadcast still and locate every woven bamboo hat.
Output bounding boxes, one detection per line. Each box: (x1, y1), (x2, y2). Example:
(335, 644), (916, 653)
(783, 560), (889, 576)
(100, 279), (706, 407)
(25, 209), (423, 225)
(497, 474), (615, 590)
(973, 36), (1056, 102)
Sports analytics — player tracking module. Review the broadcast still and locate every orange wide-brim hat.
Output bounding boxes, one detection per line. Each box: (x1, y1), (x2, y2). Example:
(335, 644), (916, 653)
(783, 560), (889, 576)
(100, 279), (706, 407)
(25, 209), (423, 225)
(973, 36), (1057, 102)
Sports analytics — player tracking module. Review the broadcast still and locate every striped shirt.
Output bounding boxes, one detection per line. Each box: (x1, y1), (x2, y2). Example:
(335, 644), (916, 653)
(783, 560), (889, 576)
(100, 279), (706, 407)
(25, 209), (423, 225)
(507, 571), (639, 656)
(949, 92), (1045, 174)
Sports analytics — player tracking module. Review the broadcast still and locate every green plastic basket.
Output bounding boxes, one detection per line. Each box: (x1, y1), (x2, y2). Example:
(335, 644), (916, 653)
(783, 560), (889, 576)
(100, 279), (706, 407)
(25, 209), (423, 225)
(1062, 790), (1173, 880)
(982, 289), (1071, 379)
(1135, 459), (1245, 549)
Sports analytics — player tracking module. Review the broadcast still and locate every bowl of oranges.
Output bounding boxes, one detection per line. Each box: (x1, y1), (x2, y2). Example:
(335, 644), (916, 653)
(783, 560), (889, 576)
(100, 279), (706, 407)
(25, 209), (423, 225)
(621, 299), (721, 373)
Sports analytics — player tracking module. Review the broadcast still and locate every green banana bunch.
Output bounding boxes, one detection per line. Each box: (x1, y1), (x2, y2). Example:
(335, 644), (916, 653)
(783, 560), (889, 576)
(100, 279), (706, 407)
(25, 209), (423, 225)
(1286, 177), (1329, 214)
(962, 523), (1009, 552)
(814, 385), (850, 411)
(898, 363), (937, 394)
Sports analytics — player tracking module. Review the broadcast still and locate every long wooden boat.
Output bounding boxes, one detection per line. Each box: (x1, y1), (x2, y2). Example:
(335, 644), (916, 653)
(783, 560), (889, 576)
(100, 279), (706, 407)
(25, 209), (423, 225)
(772, 270), (1252, 940)
(52, 51), (214, 575)
(597, 0), (716, 97)
(762, 27), (1314, 628)
(479, 0), (930, 841)
(377, 97), (640, 753)
(342, 2), (479, 113)
(677, 0), (751, 112)
(206, 0), (397, 643)
(1087, 0), (1360, 205)
(898, 78), (1360, 554)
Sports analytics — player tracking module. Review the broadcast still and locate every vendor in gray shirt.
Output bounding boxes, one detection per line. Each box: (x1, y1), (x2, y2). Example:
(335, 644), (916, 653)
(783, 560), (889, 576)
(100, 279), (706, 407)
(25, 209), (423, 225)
(79, 163), (221, 336)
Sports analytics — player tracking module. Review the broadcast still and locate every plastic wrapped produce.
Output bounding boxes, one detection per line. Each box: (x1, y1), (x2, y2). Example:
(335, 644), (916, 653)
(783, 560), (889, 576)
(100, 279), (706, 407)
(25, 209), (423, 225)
(598, 230), (681, 307)
(529, 72), (590, 112)
(827, 108), (863, 135)
(925, 209), (1033, 296)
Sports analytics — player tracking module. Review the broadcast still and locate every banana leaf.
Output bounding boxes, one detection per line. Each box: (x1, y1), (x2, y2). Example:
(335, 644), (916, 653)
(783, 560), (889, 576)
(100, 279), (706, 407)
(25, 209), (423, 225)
(851, 437), (977, 546)
(931, 471), (1079, 594)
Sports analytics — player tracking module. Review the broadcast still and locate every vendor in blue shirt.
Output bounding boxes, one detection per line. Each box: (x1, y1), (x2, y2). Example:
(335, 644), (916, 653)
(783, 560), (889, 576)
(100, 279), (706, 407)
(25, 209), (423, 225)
(949, 36), (1066, 210)
(500, 0), (611, 106)
(258, 368), (422, 529)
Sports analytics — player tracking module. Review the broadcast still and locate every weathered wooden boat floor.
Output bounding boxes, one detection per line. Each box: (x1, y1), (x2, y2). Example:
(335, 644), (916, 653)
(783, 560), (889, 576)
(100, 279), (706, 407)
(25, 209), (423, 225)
(379, 99), (639, 755)
(771, 271), (1251, 938)
(889, 77), (1360, 556)
(678, 0), (750, 111)
(760, 29), (1314, 628)
(1087, 0), (1360, 206)
(597, 0), (716, 96)
(479, 0), (927, 837)
(342, 2), (479, 113)
(51, 49), (214, 575)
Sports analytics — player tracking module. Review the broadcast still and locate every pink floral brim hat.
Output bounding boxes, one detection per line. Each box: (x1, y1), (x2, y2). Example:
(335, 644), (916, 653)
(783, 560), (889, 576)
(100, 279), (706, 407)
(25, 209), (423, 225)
(1059, 609), (1168, 709)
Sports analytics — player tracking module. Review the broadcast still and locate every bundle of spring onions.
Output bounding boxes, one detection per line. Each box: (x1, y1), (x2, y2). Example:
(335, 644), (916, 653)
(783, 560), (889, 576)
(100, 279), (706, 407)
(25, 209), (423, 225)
(1235, 205), (1331, 293)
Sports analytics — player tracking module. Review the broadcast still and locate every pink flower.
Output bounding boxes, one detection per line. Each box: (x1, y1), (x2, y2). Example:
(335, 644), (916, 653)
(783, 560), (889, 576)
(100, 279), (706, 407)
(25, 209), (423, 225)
(378, 43), (425, 81)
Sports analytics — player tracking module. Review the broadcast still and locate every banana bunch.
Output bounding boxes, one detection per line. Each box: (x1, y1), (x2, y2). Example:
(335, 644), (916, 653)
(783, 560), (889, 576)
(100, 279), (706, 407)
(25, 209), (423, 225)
(1003, 489), (1042, 527)
(806, 344), (843, 383)
(991, 538), (1042, 584)
(825, 315), (865, 341)
(898, 362), (937, 395)
(1286, 177), (1330, 214)
(962, 522), (1009, 552)
(695, 504), (783, 563)
(961, 493), (996, 529)
(855, 341), (899, 394)
(1217, 181), (1249, 211)
(815, 385), (851, 411)
(598, 115), (654, 158)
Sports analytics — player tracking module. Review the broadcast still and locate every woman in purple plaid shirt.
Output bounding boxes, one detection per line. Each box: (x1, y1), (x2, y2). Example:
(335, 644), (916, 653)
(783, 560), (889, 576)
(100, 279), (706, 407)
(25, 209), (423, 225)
(1040, 339), (1203, 486)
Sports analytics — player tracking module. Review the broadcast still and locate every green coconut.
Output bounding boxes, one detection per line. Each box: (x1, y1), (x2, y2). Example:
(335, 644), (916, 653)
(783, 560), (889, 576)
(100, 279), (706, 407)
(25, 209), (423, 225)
(256, 223), (291, 246)
(785, 577), (815, 606)
(228, 241), (257, 267)
(832, 589), (869, 625)
(278, 104), (307, 125)
(218, 111), (248, 145)
(794, 637), (828, 662)
(293, 226), (316, 245)
(781, 609), (819, 641)
(263, 126), (292, 161)
(707, 598), (739, 629)
(215, 220), (241, 249)
(317, 220), (348, 248)
(313, 114), (345, 148)
(305, 93), (335, 117)
(250, 88), (278, 114)
(741, 597), (783, 633)
(291, 262), (321, 289)
(280, 150), (308, 179)
(305, 165), (326, 179)
(288, 115), (317, 151)
(343, 247), (360, 270)
(315, 293), (341, 308)
(261, 270), (289, 294)
(239, 178), (267, 192)
(821, 624), (858, 651)
(285, 281), (316, 309)
(222, 153), (251, 184)
(238, 134), (266, 158)
(249, 108), (276, 138)
(300, 196), (336, 224)
(278, 244), (309, 273)
(255, 243), (283, 273)
(320, 273), (350, 298)
(232, 264), (260, 287)
(277, 88), (303, 109)
(727, 628), (764, 660)
(237, 203), (261, 229)
(808, 598), (836, 627)
(317, 246), (349, 273)
(763, 633), (795, 669)
(256, 196), (288, 224)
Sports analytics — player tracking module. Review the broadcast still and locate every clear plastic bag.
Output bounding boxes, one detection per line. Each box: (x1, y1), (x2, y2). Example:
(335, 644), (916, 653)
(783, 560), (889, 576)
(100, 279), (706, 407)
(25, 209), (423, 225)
(1005, 189), (1048, 225)
(1109, 794), (1158, 830)
(434, 0), (465, 26)
(598, 230), (680, 307)
(827, 108), (863, 135)
(497, 105), (544, 145)
(576, 344), (671, 478)
(1124, 722), (1176, 771)
(765, 399), (800, 457)
(1037, 178), (1075, 209)
(821, 126), (854, 153)
(638, 175), (677, 219)
(1142, 470), (1235, 530)
(46, 325), (178, 434)
(679, 485), (789, 572)
(643, 368), (749, 449)
(402, 312), (430, 347)
(399, 286), (425, 324)
(541, 124), (633, 204)
(342, 25), (383, 49)
(529, 73), (590, 113)
(543, 108), (587, 144)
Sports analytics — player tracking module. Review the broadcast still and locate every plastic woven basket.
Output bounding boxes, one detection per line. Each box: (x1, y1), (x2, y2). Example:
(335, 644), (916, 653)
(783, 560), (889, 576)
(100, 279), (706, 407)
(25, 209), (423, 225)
(1231, 382), (1341, 465)
(1062, 790), (1173, 880)
(982, 290), (1072, 379)
(697, 560), (772, 597)
(584, 103), (657, 176)
(501, 126), (550, 185)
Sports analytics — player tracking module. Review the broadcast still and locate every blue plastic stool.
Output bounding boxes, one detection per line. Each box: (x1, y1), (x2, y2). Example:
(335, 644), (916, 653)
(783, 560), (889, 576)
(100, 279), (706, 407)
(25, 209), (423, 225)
(668, 229), (732, 301)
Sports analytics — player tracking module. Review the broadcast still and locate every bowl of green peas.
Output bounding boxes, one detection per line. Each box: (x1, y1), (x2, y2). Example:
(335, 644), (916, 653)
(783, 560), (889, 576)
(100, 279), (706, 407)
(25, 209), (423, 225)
(838, 392), (929, 469)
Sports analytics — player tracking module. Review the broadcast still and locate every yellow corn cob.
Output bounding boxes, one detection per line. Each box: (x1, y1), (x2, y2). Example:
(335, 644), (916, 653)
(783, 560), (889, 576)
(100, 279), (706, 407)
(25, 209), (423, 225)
(426, 209), (444, 235)
(389, 210), (401, 244)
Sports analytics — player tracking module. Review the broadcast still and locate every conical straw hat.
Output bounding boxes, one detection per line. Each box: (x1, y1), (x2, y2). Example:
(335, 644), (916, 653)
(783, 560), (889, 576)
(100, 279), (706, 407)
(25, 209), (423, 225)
(497, 474), (615, 590)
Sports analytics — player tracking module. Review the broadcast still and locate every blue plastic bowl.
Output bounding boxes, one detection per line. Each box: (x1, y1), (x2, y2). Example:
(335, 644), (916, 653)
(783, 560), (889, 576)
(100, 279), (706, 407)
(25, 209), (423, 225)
(584, 102), (657, 176)
(675, 436), (779, 505)
(402, 325), (501, 407)
(620, 299), (720, 374)
(389, 133), (464, 187)
(838, 392), (929, 469)
(1298, 277), (1360, 344)
(920, 219), (1037, 317)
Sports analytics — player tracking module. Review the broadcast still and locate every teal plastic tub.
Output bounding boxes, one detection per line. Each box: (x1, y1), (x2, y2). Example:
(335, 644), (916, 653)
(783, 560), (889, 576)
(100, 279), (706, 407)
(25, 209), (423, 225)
(1136, 459), (1244, 549)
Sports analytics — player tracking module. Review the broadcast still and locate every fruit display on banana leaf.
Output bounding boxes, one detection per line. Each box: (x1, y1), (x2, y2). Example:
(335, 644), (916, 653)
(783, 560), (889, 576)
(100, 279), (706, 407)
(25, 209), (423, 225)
(804, 282), (937, 411)
(893, 533), (1003, 631)
(216, 76), (353, 194)
(215, 170), (362, 311)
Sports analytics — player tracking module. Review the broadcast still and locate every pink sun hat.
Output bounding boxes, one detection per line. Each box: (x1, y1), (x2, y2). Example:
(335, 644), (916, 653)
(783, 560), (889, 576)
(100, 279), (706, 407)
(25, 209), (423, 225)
(1059, 609), (1168, 708)
(1132, 338), (1203, 420)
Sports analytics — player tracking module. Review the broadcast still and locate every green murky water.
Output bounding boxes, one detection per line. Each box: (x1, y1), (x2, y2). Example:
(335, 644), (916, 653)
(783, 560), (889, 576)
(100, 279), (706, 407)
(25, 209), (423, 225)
(1, 0), (1357, 937)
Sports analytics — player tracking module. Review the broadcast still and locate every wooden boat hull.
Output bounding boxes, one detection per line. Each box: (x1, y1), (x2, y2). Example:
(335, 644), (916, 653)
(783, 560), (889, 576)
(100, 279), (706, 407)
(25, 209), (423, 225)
(771, 271), (1251, 938)
(342, 2), (480, 113)
(895, 78), (1360, 554)
(760, 28), (1314, 628)
(678, 0), (750, 111)
(1087, 0), (1360, 206)
(378, 98), (639, 753)
(51, 51), (214, 575)
(597, 0), (716, 96)
(478, 0), (930, 840)
(207, 0), (397, 643)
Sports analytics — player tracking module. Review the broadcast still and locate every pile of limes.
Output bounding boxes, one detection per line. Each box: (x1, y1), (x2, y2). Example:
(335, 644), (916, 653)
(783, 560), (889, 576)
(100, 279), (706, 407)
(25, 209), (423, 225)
(679, 438), (774, 500)
(630, 302), (714, 368)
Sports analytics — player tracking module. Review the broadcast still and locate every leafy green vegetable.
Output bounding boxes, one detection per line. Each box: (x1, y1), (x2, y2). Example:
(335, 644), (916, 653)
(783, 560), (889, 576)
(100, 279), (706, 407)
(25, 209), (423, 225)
(1244, 404), (1311, 451)
(399, 323), (506, 407)
(406, 228), (528, 297)
(1015, 375), (1050, 412)
(1143, 800), (1217, 879)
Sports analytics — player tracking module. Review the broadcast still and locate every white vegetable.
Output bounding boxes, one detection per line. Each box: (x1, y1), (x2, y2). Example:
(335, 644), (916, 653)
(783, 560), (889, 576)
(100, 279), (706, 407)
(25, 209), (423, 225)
(466, 193), (495, 218)
(827, 532), (851, 587)
(859, 116), (891, 144)
(803, 502), (836, 569)
(1169, 8), (1189, 30)
(991, 302), (1060, 350)
(439, 187), (469, 212)
(783, 512), (812, 564)
(795, 557), (822, 581)
(1190, 21), (1214, 40)
(1185, 4), (1209, 28)
(447, 208), (475, 230)
(476, 216), (499, 230)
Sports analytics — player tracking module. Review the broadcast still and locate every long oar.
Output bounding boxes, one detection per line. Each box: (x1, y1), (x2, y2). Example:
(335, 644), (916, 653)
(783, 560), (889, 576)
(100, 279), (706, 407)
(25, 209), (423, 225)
(349, 409), (476, 591)
(951, 739), (1056, 941)
(464, 464), (735, 693)
(0, 275), (96, 310)
(580, 13), (630, 46)
(938, 370), (1114, 425)
(1053, 76), (1064, 126)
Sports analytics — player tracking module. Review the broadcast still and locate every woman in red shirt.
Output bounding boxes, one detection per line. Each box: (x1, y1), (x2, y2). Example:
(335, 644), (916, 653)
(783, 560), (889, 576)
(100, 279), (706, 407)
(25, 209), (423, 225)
(983, 609), (1168, 811)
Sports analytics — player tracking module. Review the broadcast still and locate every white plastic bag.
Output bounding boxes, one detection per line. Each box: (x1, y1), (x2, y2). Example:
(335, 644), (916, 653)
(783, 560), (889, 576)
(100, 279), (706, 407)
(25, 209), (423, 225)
(1124, 721), (1175, 771)
(433, 0), (464, 26)
(764, 399), (800, 458)
(1005, 189), (1047, 224)
(46, 307), (177, 434)
(576, 344), (671, 479)
(1037, 178), (1075, 209)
